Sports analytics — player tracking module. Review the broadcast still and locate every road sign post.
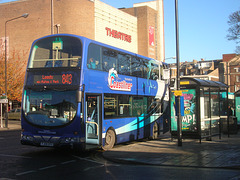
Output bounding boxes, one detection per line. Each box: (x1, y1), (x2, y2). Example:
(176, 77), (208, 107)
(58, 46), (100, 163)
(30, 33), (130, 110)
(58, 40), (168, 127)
(0, 98), (8, 128)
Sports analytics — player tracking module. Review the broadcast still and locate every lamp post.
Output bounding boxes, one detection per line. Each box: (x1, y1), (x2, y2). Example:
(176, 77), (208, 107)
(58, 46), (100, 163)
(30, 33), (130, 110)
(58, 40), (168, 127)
(164, 57), (176, 60)
(4, 13), (29, 128)
(175, 0), (182, 146)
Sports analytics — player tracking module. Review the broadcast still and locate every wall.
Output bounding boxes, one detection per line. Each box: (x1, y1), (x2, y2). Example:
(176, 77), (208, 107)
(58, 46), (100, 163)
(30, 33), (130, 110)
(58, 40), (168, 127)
(0, 0), (52, 61)
(0, 0), (95, 62)
(54, 0), (95, 38)
(95, 0), (137, 54)
(0, 0), (164, 63)
(122, 6), (158, 59)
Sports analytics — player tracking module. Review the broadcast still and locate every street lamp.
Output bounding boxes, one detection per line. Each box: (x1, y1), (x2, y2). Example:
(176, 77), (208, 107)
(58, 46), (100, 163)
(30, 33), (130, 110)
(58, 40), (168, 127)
(164, 57), (176, 60)
(164, 56), (176, 63)
(175, 0), (182, 146)
(4, 13), (29, 128)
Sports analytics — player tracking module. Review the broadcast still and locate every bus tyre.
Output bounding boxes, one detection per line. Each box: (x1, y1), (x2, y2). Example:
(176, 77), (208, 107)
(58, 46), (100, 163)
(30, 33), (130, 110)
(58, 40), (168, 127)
(151, 122), (158, 139)
(103, 129), (115, 150)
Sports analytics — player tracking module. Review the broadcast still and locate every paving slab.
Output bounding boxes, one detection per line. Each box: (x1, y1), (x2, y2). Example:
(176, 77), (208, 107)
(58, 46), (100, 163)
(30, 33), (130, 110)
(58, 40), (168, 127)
(103, 131), (240, 169)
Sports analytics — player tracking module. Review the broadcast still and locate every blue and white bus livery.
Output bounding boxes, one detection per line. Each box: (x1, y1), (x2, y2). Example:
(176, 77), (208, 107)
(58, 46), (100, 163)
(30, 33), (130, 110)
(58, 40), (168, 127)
(21, 34), (170, 150)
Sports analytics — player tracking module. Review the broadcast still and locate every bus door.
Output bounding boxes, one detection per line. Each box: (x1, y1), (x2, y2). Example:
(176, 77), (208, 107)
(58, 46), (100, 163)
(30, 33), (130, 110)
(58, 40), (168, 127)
(85, 94), (101, 145)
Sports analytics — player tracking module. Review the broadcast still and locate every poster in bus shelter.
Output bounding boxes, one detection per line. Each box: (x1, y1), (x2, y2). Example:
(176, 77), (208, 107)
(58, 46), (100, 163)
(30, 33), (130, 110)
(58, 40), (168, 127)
(236, 97), (240, 125)
(171, 89), (197, 132)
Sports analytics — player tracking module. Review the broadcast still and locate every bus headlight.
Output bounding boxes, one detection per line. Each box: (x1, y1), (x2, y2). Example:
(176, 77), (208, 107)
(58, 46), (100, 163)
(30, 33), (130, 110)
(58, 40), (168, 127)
(61, 137), (80, 143)
(21, 135), (34, 141)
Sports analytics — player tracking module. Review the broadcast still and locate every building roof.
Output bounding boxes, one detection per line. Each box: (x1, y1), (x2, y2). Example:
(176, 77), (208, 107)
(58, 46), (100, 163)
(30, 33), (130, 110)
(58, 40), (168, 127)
(235, 89), (240, 96)
(229, 55), (240, 66)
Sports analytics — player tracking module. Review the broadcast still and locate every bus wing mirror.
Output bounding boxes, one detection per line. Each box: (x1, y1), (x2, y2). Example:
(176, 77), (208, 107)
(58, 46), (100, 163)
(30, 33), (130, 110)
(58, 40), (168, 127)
(162, 69), (170, 80)
(77, 90), (83, 103)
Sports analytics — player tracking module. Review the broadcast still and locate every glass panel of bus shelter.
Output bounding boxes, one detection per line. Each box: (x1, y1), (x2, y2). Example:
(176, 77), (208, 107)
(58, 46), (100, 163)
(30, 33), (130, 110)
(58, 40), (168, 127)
(28, 36), (82, 68)
(170, 91), (177, 131)
(210, 88), (220, 135)
(23, 90), (77, 127)
(220, 92), (228, 116)
(170, 89), (197, 132)
(182, 89), (197, 131)
(236, 96), (240, 125)
(86, 95), (100, 144)
(202, 88), (210, 136)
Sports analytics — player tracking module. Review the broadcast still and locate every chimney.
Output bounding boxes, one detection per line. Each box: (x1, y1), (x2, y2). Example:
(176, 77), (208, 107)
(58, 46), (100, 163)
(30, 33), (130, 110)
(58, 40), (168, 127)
(222, 54), (236, 62)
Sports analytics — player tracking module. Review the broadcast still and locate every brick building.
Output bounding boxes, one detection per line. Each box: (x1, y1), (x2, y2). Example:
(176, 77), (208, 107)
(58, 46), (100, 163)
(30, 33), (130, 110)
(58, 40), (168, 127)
(170, 59), (221, 81)
(222, 54), (240, 92)
(170, 54), (240, 93)
(0, 0), (165, 63)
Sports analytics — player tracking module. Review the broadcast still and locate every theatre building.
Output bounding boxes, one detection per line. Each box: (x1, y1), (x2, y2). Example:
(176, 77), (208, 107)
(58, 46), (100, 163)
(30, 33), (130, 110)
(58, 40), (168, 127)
(0, 0), (165, 63)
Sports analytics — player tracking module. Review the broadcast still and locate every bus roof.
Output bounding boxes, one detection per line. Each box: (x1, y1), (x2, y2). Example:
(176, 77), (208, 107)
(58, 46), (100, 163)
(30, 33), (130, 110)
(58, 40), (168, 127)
(31, 33), (168, 66)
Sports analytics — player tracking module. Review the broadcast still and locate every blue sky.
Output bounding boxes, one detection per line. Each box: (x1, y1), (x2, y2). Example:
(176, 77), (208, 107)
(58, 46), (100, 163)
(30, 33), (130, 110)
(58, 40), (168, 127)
(1, 0), (239, 63)
(101, 0), (240, 63)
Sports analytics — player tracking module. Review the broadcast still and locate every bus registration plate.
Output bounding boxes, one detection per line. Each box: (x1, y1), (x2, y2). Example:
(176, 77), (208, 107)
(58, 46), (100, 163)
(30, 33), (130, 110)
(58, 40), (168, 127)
(40, 142), (54, 147)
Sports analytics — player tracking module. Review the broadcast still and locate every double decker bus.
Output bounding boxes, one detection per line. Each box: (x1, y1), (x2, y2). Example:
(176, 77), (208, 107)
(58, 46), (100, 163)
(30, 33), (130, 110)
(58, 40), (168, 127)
(21, 34), (170, 150)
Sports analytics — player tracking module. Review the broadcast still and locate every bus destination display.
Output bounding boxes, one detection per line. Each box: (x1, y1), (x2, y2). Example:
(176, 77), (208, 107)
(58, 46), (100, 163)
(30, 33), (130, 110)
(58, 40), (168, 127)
(34, 74), (73, 85)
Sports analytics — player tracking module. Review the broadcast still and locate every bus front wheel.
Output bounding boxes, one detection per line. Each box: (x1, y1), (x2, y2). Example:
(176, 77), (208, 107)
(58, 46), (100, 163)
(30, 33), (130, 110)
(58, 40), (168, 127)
(103, 129), (116, 150)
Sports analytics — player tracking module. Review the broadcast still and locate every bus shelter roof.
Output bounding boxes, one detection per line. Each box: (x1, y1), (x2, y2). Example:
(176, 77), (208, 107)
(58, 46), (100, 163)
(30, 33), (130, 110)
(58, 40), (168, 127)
(235, 89), (240, 96)
(180, 77), (228, 90)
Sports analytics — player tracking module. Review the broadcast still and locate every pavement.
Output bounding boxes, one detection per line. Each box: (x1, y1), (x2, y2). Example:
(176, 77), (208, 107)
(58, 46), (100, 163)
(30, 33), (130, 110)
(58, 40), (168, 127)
(0, 119), (21, 131)
(1, 120), (240, 169)
(103, 131), (240, 169)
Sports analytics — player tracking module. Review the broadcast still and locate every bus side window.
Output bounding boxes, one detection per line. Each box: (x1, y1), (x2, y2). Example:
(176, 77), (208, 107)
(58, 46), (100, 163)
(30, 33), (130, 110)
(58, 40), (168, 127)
(131, 57), (142, 77)
(142, 59), (148, 79)
(54, 60), (63, 67)
(118, 53), (130, 75)
(150, 63), (159, 80)
(87, 58), (96, 69)
(87, 43), (101, 70)
(131, 96), (147, 117)
(45, 61), (53, 67)
(160, 65), (163, 80)
(103, 48), (117, 72)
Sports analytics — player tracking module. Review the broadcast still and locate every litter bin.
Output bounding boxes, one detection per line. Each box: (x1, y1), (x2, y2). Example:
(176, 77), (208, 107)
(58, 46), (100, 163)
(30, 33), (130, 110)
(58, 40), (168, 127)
(222, 116), (238, 134)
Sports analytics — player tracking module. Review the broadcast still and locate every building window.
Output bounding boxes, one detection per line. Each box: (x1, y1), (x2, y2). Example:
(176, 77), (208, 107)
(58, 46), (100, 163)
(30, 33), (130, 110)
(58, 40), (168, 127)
(235, 67), (240, 73)
(235, 85), (240, 92)
(171, 69), (176, 76)
(236, 75), (240, 82)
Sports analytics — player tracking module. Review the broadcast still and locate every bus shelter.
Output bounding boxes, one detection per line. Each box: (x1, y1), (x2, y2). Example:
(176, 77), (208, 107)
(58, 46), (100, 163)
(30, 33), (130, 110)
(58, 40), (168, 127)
(235, 90), (240, 126)
(170, 78), (228, 142)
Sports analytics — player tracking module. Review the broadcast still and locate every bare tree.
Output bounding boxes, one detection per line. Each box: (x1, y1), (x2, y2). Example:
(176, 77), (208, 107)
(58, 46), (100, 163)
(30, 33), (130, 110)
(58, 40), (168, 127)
(227, 10), (240, 53)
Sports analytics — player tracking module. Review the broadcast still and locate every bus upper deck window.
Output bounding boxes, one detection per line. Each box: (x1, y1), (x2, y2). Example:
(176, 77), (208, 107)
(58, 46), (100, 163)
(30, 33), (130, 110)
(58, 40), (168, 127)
(87, 44), (101, 70)
(29, 36), (82, 68)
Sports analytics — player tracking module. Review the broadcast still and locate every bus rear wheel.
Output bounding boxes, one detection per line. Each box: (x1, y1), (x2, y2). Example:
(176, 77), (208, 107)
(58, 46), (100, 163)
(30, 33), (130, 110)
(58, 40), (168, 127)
(102, 129), (115, 150)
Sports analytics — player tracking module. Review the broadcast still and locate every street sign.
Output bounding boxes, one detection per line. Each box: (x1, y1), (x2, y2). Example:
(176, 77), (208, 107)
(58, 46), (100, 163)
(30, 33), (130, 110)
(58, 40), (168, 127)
(0, 99), (8, 103)
(173, 90), (182, 96)
(0, 96), (7, 99)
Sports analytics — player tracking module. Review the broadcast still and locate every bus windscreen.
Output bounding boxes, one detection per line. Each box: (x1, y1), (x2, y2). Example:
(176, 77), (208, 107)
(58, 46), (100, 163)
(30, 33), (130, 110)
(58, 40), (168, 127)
(23, 89), (77, 127)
